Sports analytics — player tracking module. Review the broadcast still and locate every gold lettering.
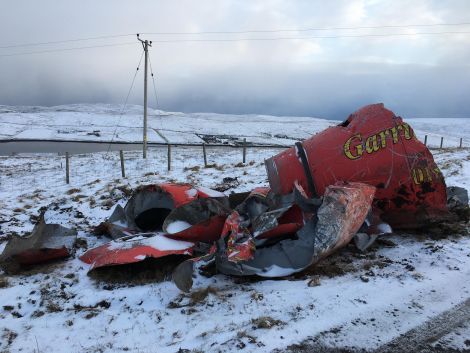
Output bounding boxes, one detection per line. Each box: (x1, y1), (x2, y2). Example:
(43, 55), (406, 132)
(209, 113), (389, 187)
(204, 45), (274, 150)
(344, 134), (363, 160)
(344, 124), (417, 161)
(424, 167), (433, 182)
(365, 134), (380, 154)
(402, 123), (413, 140)
(378, 130), (390, 148)
(412, 168), (425, 185)
(390, 127), (399, 144)
(433, 167), (443, 180)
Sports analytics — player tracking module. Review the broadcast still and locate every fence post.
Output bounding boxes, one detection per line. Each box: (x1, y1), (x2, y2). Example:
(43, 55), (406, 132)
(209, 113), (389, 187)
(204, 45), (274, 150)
(119, 150), (126, 178)
(242, 138), (247, 164)
(167, 144), (172, 171)
(65, 152), (70, 184)
(460, 138), (463, 148)
(440, 137), (444, 149)
(202, 143), (208, 167)
(424, 135), (427, 146)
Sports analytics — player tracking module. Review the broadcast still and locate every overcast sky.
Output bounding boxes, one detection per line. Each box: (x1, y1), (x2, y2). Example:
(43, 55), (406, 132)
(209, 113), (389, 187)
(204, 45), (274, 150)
(0, 0), (469, 119)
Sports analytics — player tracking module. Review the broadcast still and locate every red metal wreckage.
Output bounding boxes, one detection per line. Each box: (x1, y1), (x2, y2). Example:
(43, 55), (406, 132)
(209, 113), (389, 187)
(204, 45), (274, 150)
(1, 103), (467, 291)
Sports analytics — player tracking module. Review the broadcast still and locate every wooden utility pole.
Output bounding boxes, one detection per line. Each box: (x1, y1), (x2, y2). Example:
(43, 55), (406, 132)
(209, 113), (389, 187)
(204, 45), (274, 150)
(137, 34), (152, 159)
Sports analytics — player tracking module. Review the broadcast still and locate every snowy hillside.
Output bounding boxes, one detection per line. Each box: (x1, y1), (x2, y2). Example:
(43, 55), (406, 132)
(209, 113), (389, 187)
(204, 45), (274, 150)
(0, 104), (333, 146)
(0, 104), (468, 148)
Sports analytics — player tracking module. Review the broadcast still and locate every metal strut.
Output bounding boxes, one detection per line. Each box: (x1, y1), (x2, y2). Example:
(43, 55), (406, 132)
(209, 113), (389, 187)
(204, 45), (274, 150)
(295, 142), (318, 198)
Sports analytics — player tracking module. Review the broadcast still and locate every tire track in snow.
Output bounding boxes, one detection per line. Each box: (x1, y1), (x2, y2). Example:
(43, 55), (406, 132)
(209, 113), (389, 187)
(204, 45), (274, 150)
(375, 297), (470, 353)
(284, 297), (470, 353)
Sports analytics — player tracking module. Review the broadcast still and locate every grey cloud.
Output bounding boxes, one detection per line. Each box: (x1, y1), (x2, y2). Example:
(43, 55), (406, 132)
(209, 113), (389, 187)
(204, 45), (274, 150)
(0, 0), (469, 120)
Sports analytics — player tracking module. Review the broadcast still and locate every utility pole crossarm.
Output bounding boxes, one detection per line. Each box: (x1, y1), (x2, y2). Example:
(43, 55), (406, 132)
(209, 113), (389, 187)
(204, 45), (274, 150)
(137, 34), (152, 159)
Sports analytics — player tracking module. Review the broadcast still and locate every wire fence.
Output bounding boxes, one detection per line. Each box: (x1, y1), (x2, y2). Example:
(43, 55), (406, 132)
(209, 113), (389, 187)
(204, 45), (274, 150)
(60, 144), (277, 186)
(1, 133), (467, 186)
(59, 134), (468, 184)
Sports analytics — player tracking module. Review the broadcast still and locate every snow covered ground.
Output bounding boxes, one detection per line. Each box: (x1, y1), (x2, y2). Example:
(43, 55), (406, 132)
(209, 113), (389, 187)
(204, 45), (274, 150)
(0, 106), (469, 352)
(0, 104), (332, 146)
(0, 104), (468, 148)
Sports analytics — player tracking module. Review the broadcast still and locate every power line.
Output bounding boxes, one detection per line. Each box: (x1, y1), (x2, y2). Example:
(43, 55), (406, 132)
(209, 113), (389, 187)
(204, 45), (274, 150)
(141, 21), (470, 35)
(2, 21), (470, 50)
(146, 30), (470, 43)
(148, 58), (160, 109)
(0, 42), (136, 57)
(1, 30), (469, 58)
(0, 33), (135, 49)
(106, 49), (144, 154)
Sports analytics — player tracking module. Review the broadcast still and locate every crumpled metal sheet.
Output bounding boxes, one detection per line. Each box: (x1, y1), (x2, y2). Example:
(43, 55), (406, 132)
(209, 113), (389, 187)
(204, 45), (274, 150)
(354, 213), (393, 252)
(163, 198), (230, 242)
(265, 103), (449, 229)
(116, 183), (227, 230)
(96, 183), (229, 240)
(218, 187), (306, 263)
(79, 233), (194, 270)
(81, 184), (230, 271)
(447, 186), (469, 210)
(215, 182), (375, 278)
(0, 214), (77, 266)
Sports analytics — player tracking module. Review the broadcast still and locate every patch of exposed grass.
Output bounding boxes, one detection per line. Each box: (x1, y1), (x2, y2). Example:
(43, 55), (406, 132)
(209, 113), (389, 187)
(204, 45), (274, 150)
(189, 286), (218, 304)
(237, 330), (257, 343)
(66, 188), (81, 195)
(251, 316), (285, 329)
(204, 163), (224, 171)
(46, 301), (63, 313)
(100, 199), (114, 208)
(72, 194), (87, 202)
(88, 196), (96, 207)
(86, 179), (101, 186)
(31, 310), (45, 318)
(116, 185), (133, 197)
(184, 165), (201, 172)
(0, 276), (10, 288)
(1, 328), (18, 346)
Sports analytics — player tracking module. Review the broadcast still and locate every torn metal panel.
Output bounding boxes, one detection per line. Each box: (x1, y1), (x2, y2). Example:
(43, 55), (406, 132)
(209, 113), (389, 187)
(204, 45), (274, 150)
(313, 182), (376, 258)
(218, 188), (305, 262)
(94, 219), (134, 240)
(222, 211), (256, 262)
(447, 186), (469, 210)
(163, 198), (231, 242)
(97, 183), (229, 240)
(172, 245), (220, 292)
(265, 103), (449, 229)
(215, 182), (375, 277)
(354, 213), (393, 252)
(0, 214), (76, 266)
(118, 184), (192, 231)
(80, 233), (194, 270)
(120, 183), (227, 232)
(233, 187), (304, 239)
(234, 187), (273, 221)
